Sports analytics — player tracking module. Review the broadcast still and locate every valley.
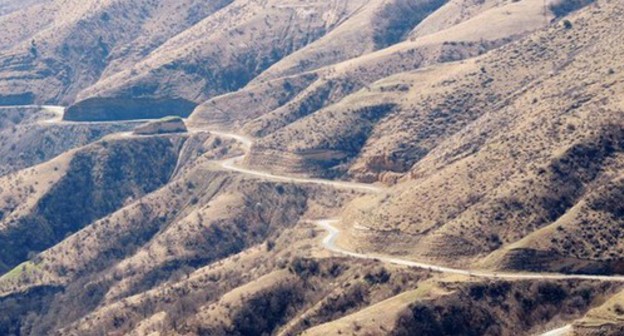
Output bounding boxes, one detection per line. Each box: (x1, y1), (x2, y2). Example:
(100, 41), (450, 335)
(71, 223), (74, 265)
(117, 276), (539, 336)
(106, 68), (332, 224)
(1, 0), (624, 335)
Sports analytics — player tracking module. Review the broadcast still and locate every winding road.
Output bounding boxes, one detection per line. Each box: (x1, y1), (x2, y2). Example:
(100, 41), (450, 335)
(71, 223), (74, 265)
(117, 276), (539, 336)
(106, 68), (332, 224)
(0, 104), (65, 124)
(205, 118), (616, 336)
(187, 129), (384, 193)
(6, 105), (606, 335)
(317, 220), (624, 282)
(13, 104), (624, 280)
(194, 128), (624, 283)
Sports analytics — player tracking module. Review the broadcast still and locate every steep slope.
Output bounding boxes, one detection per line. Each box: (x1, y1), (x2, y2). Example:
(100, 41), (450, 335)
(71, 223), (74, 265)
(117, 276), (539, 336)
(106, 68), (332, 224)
(0, 134), (186, 274)
(248, 0), (449, 83)
(0, 106), (136, 175)
(0, 0), (549, 116)
(76, 0), (376, 103)
(339, 0), (624, 273)
(305, 278), (616, 336)
(87, 0), (451, 121)
(189, 0), (554, 178)
(0, 134), (358, 334)
(0, 0), (621, 335)
(0, 0), (232, 104)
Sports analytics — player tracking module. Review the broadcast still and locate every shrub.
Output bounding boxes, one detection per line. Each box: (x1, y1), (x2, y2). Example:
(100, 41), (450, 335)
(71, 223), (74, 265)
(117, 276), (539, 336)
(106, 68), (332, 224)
(549, 0), (596, 18)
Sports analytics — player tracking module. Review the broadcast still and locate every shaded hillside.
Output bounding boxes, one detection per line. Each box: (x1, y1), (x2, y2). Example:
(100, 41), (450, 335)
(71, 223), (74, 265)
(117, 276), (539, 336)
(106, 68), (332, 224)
(0, 156), (354, 335)
(390, 280), (615, 336)
(302, 277), (618, 336)
(76, 0), (375, 103)
(0, 136), (185, 274)
(64, 98), (197, 122)
(0, 122), (136, 176)
(0, 106), (138, 176)
(250, 0), (448, 83)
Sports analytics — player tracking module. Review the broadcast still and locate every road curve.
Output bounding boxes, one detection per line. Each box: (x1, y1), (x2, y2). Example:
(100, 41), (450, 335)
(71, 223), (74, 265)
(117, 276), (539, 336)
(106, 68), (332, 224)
(0, 104), (65, 124)
(218, 155), (383, 193)
(316, 219), (624, 282)
(206, 129), (253, 149)
(538, 325), (572, 336)
(209, 132), (384, 193)
(7, 105), (382, 193)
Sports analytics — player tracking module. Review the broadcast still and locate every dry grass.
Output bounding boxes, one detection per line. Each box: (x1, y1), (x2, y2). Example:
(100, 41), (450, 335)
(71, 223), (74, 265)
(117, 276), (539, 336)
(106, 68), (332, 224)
(1, 1), (621, 335)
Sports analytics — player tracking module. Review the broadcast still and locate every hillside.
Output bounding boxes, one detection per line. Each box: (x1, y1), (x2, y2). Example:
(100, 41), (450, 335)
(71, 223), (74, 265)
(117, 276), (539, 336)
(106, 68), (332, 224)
(0, 106), (136, 175)
(0, 0), (545, 114)
(0, 134), (187, 274)
(1, 0), (623, 335)
(189, 0), (553, 178)
(338, 0), (624, 275)
(0, 0), (232, 104)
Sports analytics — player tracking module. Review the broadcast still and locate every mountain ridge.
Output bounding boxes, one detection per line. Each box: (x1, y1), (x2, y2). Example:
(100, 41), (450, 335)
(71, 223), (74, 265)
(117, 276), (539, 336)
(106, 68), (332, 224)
(1, 0), (623, 335)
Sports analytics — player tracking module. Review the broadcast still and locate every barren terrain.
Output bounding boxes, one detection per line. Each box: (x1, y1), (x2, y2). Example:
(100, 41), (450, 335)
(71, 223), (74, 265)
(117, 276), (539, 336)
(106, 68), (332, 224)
(1, 0), (623, 335)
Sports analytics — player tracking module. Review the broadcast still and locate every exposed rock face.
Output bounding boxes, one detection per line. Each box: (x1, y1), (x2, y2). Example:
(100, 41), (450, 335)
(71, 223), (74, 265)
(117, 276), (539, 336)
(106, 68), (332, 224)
(133, 117), (188, 136)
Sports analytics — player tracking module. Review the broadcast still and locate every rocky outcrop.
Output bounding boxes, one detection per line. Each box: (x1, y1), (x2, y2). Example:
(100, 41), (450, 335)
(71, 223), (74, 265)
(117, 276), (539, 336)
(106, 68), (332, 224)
(133, 117), (187, 135)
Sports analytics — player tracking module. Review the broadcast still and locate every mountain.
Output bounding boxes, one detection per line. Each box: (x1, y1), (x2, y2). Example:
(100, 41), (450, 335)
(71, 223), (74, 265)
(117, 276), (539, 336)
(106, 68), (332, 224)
(340, 0), (624, 273)
(1, 0), (623, 335)
(0, 0), (232, 105)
